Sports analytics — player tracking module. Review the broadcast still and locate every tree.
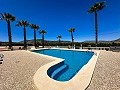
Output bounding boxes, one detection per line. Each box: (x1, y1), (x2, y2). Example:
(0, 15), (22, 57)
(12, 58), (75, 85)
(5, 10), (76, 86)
(57, 35), (62, 46)
(39, 30), (47, 48)
(0, 13), (15, 50)
(68, 28), (75, 48)
(30, 24), (39, 48)
(16, 20), (29, 50)
(88, 1), (105, 47)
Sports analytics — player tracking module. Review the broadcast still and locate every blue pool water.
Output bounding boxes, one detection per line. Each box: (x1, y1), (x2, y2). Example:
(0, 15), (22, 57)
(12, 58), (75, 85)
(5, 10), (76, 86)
(32, 49), (94, 81)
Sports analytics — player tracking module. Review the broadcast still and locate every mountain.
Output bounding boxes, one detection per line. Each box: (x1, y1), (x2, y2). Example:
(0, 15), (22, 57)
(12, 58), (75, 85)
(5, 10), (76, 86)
(113, 38), (120, 42)
(83, 40), (112, 43)
(1, 38), (120, 44)
(20, 39), (71, 44)
(83, 38), (120, 43)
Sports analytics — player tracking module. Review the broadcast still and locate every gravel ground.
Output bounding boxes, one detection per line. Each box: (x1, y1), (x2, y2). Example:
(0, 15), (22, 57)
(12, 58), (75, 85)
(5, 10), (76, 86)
(86, 51), (120, 90)
(0, 50), (120, 90)
(0, 50), (55, 90)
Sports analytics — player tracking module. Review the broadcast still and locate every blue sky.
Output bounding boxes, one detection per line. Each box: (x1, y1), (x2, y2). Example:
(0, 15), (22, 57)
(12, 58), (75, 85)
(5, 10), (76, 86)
(0, 0), (120, 42)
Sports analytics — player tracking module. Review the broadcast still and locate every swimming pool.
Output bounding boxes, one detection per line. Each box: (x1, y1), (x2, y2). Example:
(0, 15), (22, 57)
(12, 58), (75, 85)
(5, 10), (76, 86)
(32, 49), (94, 81)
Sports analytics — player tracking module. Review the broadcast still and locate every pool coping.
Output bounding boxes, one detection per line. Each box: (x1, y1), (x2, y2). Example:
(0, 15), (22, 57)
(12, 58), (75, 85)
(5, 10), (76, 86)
(32, 49), (100, 90)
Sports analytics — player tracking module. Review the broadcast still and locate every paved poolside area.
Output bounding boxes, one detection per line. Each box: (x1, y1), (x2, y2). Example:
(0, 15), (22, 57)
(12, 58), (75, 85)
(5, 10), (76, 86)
(86, 51), (120, 90)
(0, 50), (55, 90)
(0, 50), (120, 90)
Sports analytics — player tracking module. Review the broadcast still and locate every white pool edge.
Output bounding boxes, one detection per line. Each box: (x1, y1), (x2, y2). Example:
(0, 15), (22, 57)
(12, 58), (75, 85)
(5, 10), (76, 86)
(33, 49), (100, 90)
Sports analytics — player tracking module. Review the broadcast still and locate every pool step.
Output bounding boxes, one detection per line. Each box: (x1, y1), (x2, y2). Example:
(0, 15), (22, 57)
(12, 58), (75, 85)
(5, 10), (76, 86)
(51, 64), (69, 79)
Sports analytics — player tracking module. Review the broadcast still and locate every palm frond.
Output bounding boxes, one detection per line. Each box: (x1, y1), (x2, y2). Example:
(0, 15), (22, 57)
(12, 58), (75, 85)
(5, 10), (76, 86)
(68, 28), (75, 32)
(57, 35), (62, 39)
(0, 13), (4, 20)
(16, 20), (30, 27)
(88, 1), (106, 13)
(16, 21), (22, 26)
(30, 24), (40, 30)
(39, 30), (47, 34)
(88, 6), (96, 13)
(1, 13), (16, 22)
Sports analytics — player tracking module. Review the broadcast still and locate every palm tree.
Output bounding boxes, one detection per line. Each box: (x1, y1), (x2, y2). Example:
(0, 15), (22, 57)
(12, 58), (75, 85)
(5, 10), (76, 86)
(68, 28), (75, 48)
(39, 30), (47, 48)
(0, 13), (15, 50)
(16, 20), (29, 50)
(57, 35), (62, 46)
(88, 1), (105, 47)
(30, 24), (40, 48)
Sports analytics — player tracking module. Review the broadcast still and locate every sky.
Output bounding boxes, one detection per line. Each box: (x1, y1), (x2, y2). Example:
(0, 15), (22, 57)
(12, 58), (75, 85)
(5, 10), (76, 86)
(0, 0), (120, 42)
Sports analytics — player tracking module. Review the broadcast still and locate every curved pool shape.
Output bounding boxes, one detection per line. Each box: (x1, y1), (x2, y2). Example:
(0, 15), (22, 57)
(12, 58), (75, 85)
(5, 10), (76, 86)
(32, 49), (94, 81)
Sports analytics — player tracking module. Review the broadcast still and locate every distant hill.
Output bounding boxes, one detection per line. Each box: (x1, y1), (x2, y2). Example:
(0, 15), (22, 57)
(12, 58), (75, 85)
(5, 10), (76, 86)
(83, 38), (120, 43)
(1, 38), (120, 44)
(83, 40), (112, 43)
(113, 38), (120, 42)
(13, 38), (120, 44)
(20, 39), (71, 44)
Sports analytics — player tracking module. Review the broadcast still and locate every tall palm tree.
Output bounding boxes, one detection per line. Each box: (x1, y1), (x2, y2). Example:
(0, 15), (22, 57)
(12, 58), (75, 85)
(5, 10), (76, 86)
(0, 13), (15, 50)
(30, 24), (40, 48)
(57, 35), (62, 46)
(39, 30), (47, 48)
(88, 1), (105, 47)
(68, 28), (75, 48)
(16, 20), (29, 50)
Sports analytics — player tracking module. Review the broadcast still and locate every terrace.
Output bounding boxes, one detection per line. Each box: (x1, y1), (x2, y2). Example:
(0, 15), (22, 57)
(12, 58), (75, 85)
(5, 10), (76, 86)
(0, 50), (120, 90)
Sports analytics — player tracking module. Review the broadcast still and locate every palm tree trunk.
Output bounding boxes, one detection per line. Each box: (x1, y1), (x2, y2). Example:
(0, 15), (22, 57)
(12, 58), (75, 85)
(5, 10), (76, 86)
(23, 26), (27, 50)
(34, 29), (36, 48)
(7, 20), (12, 50)
(71, 32), (74, 48)
(42, 34), (44, 48)
(95, 11), (98, 47)
(59, 38), (60, 46)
